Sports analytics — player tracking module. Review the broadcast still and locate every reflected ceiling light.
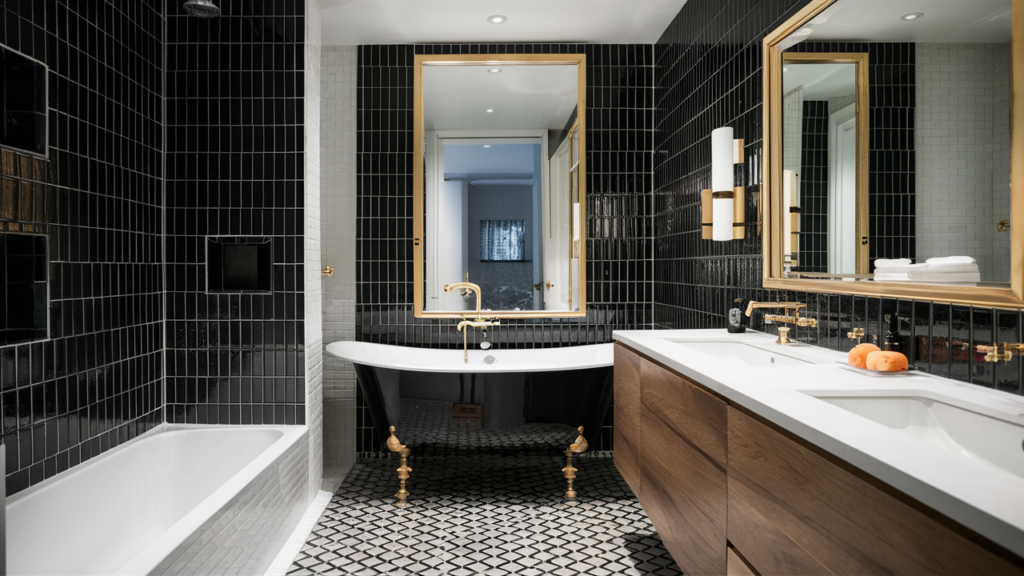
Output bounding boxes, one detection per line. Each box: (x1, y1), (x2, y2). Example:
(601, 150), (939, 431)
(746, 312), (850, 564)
(901, 12), (924, 21)
(487, 15), (507, 24)
(483, 145), (491, 148)
(486, 109), (494, 113)
(488, 68), (501, 73)
(783, 67), (788, 72)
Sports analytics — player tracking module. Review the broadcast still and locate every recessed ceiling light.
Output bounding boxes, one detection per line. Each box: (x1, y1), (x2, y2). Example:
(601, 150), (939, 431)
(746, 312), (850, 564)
(783, 67), (788, 72)
(487, 15), (507, 24)
(488, 68), (501, 74)
(483, 145), (491, 148)
(901, 12), (924, 21)
(486, 109), (494, 113)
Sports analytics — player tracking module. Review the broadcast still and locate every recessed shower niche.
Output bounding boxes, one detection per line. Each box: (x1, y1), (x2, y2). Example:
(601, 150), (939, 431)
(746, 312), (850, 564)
(0, 233), (48, 346)
(206, 237), (273, 293)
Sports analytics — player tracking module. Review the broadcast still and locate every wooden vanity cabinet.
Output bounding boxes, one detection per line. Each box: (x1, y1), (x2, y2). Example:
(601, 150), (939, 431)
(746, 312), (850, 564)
(613, 342), (1024, 576)
(728, 407), (1024, 576)
(613, 343), (728, 576)
(613, 344), (642, 495)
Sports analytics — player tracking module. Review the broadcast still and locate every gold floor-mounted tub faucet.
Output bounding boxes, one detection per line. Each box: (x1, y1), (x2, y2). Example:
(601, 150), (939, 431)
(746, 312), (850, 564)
(745, 300), (817, 344)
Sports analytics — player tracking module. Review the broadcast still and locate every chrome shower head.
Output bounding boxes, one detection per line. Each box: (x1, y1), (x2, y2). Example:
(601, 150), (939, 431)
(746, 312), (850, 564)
(183, 0), (221, 18)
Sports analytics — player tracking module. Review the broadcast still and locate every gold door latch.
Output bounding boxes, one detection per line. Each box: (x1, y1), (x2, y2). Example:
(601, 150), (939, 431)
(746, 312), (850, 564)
(322, 266), (334, 277)
(534, 282), (554, 291)
(997, 220), (1010, 232)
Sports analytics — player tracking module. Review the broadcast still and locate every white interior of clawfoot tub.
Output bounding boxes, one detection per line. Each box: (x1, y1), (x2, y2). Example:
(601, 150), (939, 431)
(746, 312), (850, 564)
(6, 424), (305, 576)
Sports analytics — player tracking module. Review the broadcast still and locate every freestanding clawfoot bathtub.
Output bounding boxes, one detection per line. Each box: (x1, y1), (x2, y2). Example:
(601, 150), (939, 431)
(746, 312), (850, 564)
(326, 341), (615, 448)
(7, 424), (308, 576)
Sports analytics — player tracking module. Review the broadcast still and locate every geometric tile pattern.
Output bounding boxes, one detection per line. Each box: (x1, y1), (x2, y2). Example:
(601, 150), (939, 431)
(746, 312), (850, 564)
(288, 456), (681, 575)
(395, 399), (580, 457)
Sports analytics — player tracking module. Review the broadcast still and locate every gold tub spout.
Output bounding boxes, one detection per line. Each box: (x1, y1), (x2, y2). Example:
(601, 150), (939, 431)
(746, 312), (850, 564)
(456, 318), (500, 363)
(387, 426), (412, 508)
(562, 426), (589, 499)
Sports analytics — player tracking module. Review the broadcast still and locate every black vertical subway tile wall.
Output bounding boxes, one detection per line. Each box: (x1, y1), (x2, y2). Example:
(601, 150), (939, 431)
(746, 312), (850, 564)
(0, 1), (165, 494)
(354, 44), (654, 452)
(789, 41), (916, 265)
(164, 0), (306, 426)
(793, 101), (827, 273)
(653, 0), (1024, 397)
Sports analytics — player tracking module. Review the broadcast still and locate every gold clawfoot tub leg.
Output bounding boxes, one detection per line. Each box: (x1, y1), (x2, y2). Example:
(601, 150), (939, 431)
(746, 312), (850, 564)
(387, 426), (412, 508)
(562, 426), (589, 500)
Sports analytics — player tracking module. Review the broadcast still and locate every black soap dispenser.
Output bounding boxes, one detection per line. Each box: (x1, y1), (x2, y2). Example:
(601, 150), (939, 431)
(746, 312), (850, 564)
(728, 298), (747, 333)
(884, 314), (906, 354)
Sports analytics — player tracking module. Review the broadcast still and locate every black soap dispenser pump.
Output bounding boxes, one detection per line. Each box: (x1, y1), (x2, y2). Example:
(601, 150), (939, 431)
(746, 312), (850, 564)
(728, 298), (747, 333)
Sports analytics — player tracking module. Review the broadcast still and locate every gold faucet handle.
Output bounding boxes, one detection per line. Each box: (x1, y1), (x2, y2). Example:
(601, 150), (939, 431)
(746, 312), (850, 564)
(569, 426), (588, 453)
(848, 327), (865, 343)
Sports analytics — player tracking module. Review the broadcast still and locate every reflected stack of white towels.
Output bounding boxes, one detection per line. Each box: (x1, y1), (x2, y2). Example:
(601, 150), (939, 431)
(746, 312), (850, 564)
(874, 256), (981, 284)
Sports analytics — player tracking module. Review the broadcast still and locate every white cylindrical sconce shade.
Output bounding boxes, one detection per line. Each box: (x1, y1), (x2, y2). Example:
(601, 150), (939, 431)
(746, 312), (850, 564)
(712, 192), (734, 241)
(711, 127), (734, 193)
(711, 126), (735, 241)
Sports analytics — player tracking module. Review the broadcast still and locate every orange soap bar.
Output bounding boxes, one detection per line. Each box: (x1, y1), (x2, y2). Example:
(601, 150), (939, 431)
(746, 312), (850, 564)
(848, 343), (881, 369)
(866, 350), (909, 372)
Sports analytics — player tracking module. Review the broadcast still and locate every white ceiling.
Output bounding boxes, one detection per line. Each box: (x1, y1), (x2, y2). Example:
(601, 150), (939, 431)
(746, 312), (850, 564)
(803, 0), (1012, 43)
(424, 65), (578, 131)
(783, 63), (855, 100)
(315, 0), (689, 46)
(444, 143), (538, 174)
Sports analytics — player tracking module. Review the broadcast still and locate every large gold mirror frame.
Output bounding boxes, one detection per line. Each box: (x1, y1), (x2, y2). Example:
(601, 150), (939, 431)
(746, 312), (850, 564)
(412, 54), (588, 319)
(762, 0), (1024, 308)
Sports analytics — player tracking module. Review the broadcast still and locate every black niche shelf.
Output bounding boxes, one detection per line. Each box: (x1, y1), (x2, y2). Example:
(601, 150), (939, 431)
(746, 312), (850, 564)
(0, 233), (48, 346)
(206, 237), (273, 294)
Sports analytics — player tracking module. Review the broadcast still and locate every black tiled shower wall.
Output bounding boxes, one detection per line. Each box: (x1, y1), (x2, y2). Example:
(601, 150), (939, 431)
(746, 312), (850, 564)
(164, 0), (307, 425)
(653, 0), (1023, 396)
(354, 44), (655, 452)
(0, 1), (165, 494)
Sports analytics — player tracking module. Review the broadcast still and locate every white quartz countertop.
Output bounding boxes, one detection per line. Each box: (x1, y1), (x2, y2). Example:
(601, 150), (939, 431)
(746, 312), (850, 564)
(613, 329), (1024, 558)
(326, 341), (613, 373)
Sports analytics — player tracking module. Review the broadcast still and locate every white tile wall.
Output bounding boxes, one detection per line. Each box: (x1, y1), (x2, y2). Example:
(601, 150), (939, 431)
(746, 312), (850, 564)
(320, 45), (359, 482)
(783, 86), (803, 174)
(916, 43), (1012, 283)
(303, 0), (324, 502)
(152, 433), (310, 576)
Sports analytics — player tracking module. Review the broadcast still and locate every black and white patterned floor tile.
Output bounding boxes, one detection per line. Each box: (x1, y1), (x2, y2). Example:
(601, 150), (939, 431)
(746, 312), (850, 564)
(288, 456), (682, 576)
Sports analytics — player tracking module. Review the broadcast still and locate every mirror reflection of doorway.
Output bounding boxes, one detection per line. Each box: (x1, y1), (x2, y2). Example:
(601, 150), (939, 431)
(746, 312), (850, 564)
(829, 103), (857, 275)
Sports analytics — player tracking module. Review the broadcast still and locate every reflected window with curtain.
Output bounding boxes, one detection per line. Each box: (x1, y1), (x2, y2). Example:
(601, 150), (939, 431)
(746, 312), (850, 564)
(480, 220), (525, 261)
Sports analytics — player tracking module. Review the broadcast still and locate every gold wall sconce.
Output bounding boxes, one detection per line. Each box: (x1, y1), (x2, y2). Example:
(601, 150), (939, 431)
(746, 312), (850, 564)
(322, 266), (334, 277)
(702, 127), (746, 241)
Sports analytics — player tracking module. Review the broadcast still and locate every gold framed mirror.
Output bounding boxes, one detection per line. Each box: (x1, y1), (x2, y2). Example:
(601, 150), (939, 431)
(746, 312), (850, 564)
(412, 54), (587, 319)
(763, 0), (1024, 308)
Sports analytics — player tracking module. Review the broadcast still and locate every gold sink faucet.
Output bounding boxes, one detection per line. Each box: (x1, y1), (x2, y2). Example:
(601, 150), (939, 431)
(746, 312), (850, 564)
(456, 318), (500, 363)
(976, 342), (1024, 363)
(444, 282), (483, 315)
(745, 301), (817, 344)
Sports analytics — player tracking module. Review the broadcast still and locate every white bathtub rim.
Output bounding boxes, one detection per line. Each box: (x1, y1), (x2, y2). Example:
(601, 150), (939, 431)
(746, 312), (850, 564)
(115, 424), (308, 576)
(6, 422), (169, 506)
(326, 341), (614, 373)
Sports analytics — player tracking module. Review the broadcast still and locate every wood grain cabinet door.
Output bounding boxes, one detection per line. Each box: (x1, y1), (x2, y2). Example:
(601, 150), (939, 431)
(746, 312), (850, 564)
(728, 407), (1024, 576)
(640, 360), (728, 576)
(613, 343), (642, 495)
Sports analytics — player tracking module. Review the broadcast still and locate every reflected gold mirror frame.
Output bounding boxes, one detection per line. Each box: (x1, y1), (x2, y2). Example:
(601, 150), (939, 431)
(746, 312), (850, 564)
(412, 54), (588, 319)
(781, 52), (870, 275)
(762, 0), (1024, 308)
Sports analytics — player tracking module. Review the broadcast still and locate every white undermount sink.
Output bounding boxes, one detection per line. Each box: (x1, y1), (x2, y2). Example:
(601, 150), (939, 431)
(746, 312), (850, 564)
(807, 390), (1024, 480)
(670, 340), (816, 366)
